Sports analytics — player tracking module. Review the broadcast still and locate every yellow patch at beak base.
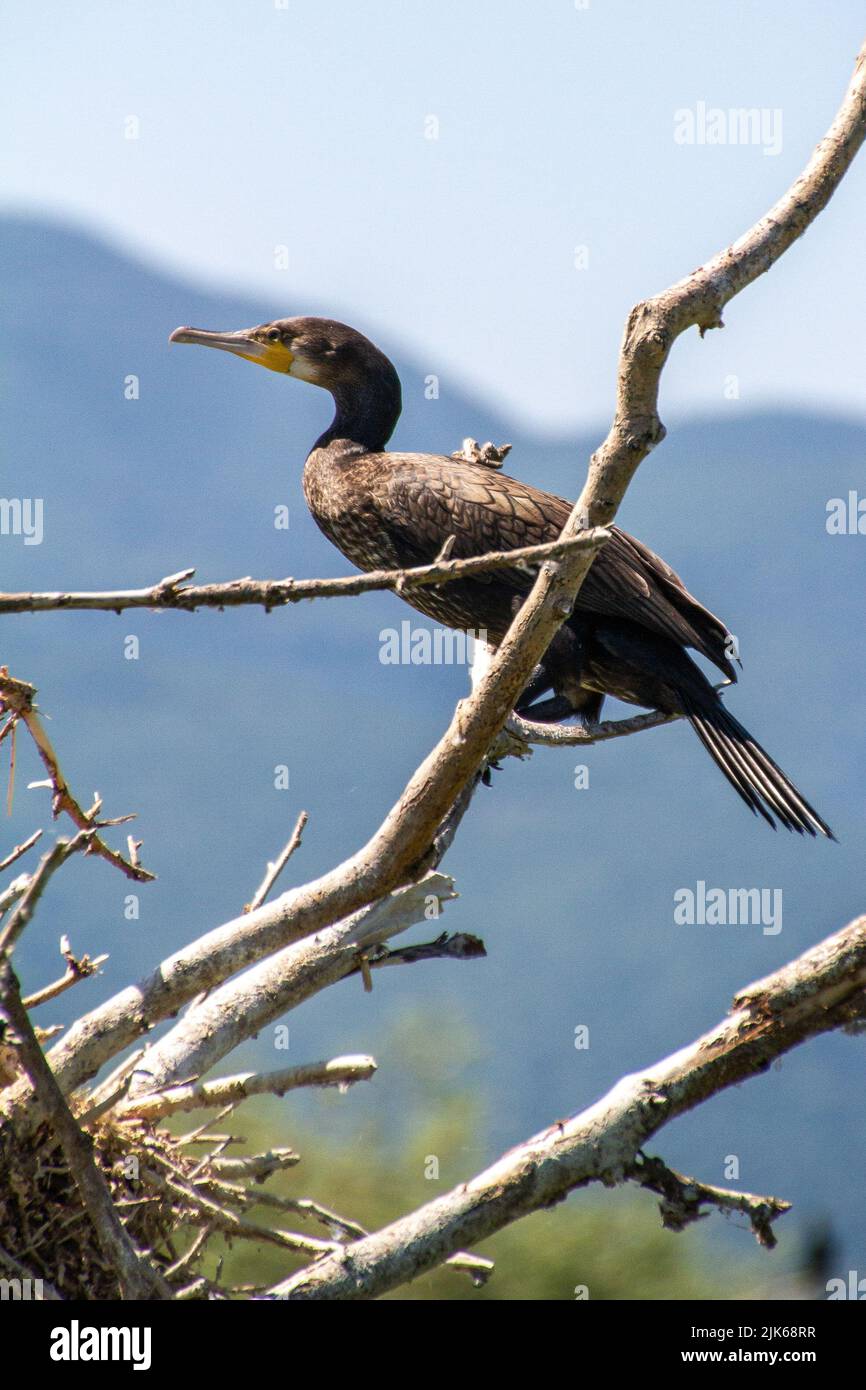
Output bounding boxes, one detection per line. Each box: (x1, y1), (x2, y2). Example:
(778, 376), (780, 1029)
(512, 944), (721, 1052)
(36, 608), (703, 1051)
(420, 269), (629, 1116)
(169, 326), (295, 374)
(241, 340), (295, 374)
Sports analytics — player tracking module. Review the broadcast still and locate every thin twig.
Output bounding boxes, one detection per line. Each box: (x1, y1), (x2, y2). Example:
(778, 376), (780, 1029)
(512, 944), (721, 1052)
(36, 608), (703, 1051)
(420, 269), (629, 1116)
(23, 939), (109, 1010)
(162, 1225), (212, 1279)
(627, 1153), (790, 1249)
(145, 1163), (335, 1258)
(118, 1055), (377, 1121)
(350, 931), (487, 972)
(208, 1150), (302, 1181)
(0, 531), (610, 617)
(0, 833), (93, 957)
(246, 811), (308, 912)
(507, 707), (680, 747)
(0, 671), (154, 883)
(0, 829), (43, 874)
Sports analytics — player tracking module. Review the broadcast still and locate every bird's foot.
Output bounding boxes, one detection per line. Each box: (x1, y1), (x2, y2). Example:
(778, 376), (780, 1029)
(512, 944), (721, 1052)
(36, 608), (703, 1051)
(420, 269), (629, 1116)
(513, 695), (579, 724)
(450, 438), (512, 469)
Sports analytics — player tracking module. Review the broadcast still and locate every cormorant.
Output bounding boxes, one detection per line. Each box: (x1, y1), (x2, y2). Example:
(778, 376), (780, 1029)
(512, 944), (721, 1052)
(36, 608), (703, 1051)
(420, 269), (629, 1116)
(169, 317), (833, 838)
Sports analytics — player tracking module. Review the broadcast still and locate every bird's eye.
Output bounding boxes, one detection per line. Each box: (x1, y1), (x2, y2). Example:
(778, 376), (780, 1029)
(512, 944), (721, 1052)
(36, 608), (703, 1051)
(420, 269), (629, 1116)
(267, 329), (281, 342)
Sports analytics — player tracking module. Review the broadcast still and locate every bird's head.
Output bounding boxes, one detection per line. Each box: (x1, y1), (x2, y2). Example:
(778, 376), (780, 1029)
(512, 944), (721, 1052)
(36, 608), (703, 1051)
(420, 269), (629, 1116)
(170, 316), (386, 389)
(169, 315), (402, 450)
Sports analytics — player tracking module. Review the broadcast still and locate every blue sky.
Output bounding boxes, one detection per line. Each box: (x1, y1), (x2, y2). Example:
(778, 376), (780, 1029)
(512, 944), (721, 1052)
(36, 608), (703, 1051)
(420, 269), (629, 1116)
(2, 0), (865, 433)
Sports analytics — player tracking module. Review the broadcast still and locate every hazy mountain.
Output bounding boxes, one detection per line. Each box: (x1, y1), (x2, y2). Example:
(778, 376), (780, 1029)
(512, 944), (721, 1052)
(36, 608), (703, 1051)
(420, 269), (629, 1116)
(2, 216), (864, 1286)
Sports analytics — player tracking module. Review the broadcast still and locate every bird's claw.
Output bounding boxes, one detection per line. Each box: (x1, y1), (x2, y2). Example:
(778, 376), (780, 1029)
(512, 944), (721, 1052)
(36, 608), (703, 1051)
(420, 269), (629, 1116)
(451, 438), (512, 469)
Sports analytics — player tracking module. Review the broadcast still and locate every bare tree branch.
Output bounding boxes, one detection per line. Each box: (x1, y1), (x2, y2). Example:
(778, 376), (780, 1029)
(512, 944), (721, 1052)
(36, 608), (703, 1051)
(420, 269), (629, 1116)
(0, 875), (31, 919)
(141, 1159), (336, 1259)
(503, 681), (731, 748)
(0, 671), (154, 883)
(350, 931), (486, 974)
(205, 1150), (301, 1181)
(117, 1054), (378, 1120)
(626, 1153), (790, 1249)
(124, 871), (459, 1102)
(22, 937), (110, 1011)
(507, 707), (680, 747)
(246, 811), (309, 913)
(245, 1190), (492, 1287)
(0, 829), (43, 875)
(1, 869), (458, 1127)
(0, 832), (93, 957)
(272, 914), (866, 1299)
(0, 531), (609, 617)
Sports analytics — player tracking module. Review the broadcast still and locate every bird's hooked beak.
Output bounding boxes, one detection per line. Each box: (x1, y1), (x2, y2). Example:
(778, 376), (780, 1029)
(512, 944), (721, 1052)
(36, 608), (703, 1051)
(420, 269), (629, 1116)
(169, 325), (295, 375)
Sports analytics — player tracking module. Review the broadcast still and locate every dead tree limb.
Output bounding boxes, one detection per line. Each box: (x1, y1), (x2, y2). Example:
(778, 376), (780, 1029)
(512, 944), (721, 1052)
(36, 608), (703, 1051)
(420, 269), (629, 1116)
(0, 671), (153, 884)
(117, 1055), (378, 1121)
(123, 871), (461, 1103)
(0, 532), (609, 617)
(626, 1154), (790, 1248)
(272, 914), (866, 1299)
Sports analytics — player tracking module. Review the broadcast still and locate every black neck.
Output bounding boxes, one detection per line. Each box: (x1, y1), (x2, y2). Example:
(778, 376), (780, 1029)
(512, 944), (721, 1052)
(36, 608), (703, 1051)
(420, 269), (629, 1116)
(314, 361), (402, 454)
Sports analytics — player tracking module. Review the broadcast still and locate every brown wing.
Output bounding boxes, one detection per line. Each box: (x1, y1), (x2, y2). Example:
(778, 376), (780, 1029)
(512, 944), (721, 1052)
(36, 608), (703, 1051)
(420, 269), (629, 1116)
(372, 455), (561, 567)
(580, 528), (736, 678)
(365, 453), (735, 677)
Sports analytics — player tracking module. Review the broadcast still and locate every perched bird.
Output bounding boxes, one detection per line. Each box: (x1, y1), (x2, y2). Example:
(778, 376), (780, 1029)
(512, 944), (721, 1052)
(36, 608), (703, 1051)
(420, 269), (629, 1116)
(170, 316), (833, 838)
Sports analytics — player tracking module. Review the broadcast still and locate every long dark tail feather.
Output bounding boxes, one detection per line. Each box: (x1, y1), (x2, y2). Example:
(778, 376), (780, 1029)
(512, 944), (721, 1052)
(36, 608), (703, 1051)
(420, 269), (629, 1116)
(682, 697), (836, 840)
